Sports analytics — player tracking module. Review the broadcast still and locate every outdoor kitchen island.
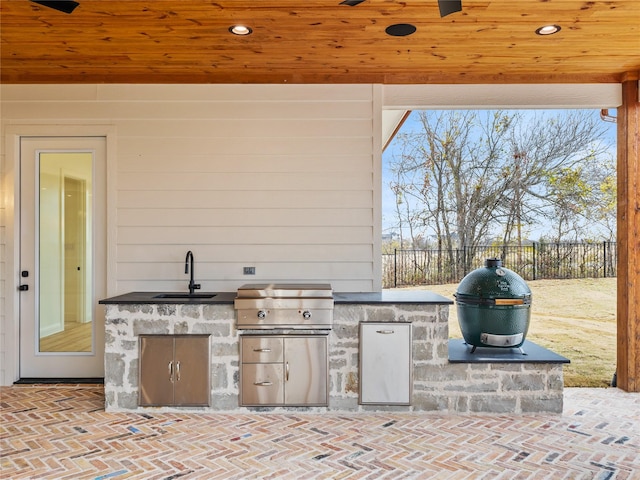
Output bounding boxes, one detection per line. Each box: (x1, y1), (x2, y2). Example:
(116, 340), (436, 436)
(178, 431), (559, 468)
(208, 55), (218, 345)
(100, 289), (567, 414)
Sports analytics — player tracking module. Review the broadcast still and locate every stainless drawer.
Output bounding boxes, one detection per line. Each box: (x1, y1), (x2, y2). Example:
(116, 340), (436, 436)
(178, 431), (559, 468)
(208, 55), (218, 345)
(241, 363), (284, 406)
(241, 336), (284, 363)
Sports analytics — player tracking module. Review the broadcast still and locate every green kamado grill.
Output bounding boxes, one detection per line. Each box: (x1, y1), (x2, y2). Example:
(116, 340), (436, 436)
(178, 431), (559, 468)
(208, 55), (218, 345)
(455, 258), (532, 354)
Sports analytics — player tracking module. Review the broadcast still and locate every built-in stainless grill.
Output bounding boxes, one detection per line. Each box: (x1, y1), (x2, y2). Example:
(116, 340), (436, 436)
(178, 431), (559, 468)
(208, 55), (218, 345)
(235, 283), (334, 330)
(235, 283), (333, 407)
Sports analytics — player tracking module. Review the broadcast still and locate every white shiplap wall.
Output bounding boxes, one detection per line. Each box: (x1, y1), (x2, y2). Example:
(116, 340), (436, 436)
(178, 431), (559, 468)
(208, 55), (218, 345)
(1, 84), (380, 297)
(0, 83), (380, 384)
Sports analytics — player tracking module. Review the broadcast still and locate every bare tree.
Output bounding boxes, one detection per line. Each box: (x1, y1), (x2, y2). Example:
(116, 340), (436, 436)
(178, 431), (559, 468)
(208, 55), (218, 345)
(505, 110), (613, 242)
(386, 109), (615, 268)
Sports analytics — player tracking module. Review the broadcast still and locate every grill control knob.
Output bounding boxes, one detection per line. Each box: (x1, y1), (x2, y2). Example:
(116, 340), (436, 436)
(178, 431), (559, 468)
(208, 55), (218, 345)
(257, 310), (267, 319)
(302, 310), (312, 319)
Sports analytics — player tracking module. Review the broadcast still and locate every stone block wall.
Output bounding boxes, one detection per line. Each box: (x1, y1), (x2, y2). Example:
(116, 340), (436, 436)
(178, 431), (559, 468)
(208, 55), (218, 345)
(104, 302), (564, 413)
(330, 303), (564, 414)
(104, 303), (238, 412)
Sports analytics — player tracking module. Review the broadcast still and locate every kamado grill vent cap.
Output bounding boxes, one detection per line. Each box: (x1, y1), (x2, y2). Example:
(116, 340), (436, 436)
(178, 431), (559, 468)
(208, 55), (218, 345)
(485, 258), (502, 268)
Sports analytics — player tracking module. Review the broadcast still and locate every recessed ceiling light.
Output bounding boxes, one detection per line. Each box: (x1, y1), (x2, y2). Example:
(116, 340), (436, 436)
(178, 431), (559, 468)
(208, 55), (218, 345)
(229, 25), (252, 36)
(385, 24), (417, 37)
(535, 24), (561, 36)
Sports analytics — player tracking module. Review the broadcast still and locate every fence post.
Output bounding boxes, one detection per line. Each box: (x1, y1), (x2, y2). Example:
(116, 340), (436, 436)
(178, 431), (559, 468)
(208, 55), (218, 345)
(463, 245), (468, 276)
(533, 242), (537, 280)
(603, 241), (607, 278)
(394, 249), (398, 287)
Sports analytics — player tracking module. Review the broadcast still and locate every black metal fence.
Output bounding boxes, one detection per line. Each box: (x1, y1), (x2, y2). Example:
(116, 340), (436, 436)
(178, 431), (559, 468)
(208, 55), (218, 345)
(382, 241), (617, 288)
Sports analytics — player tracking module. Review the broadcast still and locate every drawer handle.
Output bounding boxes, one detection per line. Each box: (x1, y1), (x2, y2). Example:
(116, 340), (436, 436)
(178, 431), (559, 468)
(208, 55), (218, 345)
(253, 348), (272, 352)
(253, 381), (273, 386)
(376, 329), (395, 334)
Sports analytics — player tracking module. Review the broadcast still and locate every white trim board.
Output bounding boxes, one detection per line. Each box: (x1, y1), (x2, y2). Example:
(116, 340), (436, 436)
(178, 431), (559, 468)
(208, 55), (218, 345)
(383, 84), (622, 110)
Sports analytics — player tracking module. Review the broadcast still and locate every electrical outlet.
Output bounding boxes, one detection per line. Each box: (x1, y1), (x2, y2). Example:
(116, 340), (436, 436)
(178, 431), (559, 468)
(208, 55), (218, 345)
(243, 266), (256, 275)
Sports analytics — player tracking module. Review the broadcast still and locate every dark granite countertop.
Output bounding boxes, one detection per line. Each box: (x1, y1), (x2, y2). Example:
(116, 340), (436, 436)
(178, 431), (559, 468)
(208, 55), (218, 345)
(99, 291), (237, 305)
(448, 339), (570, 364)
(99, 290), (453, 305)
(334, 291), (452, 305)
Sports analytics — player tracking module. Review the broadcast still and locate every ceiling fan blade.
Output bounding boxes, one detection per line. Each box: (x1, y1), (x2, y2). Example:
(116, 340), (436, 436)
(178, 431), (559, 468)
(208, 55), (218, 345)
(438, 0), (462, 17)
(30, 1), (79, 14)
(340, 0), (366, 5)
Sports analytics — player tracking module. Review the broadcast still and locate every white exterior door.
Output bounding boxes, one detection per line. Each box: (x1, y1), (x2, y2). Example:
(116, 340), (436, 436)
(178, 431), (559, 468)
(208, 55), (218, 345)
(19, 137), (106, 378)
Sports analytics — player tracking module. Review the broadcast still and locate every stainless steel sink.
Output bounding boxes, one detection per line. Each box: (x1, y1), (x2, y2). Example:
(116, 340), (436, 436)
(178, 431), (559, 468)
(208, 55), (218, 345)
(153, 293), (216, 299)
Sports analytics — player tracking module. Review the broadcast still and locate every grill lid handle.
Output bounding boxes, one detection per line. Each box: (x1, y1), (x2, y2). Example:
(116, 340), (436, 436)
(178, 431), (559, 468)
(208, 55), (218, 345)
(454, 293), (531, 306)
(494, 298), (525, 306)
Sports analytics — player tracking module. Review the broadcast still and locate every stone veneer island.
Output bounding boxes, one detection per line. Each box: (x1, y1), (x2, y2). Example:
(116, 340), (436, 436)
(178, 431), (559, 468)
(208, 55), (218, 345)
(100, 290), (568, 414)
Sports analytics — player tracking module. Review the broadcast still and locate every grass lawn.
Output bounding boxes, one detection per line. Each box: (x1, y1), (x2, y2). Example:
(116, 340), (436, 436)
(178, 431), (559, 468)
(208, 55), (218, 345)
(416, 278), (617, 387)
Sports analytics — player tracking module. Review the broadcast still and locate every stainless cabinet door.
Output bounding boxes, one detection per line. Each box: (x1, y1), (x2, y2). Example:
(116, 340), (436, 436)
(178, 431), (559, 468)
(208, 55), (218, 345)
(174, 335), (210, 406)
(284, 336), (328, 406)
(139, 336), (175, 406)
(359, 323), (412, 405)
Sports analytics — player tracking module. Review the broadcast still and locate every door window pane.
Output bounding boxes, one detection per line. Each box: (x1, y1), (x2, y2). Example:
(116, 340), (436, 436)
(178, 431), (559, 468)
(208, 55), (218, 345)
(38, 152), (93, 353)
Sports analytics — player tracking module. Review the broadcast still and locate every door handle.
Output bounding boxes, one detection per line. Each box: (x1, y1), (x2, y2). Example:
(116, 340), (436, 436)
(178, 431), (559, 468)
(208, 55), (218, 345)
(19, 272), (29, 291)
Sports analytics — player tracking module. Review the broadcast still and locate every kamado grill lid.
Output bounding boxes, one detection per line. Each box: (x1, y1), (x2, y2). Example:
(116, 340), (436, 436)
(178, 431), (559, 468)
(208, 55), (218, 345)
(455, 258), (531, 306)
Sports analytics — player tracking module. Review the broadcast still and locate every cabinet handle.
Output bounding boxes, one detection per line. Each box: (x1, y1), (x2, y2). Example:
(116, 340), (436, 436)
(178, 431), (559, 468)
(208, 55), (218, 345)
(376, 329), (395, 334)
(168, 361), (174, 383)
(253, 348), (271, 352)
(253, 381), (273, 386)
(285, 361), (290, 382)
(175, 361), (181, 381)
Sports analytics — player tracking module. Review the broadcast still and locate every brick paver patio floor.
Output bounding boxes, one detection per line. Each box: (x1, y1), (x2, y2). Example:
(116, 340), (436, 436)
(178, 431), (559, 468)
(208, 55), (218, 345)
(1, 385), (638, 479)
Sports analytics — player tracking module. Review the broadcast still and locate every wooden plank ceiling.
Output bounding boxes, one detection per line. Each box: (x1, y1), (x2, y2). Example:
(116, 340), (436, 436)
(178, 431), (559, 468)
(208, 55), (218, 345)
(1, 0), (639, 84)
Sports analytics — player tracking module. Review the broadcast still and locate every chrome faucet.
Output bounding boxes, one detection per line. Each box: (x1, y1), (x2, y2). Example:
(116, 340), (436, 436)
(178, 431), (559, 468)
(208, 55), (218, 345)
(185, 250), (201, 294)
